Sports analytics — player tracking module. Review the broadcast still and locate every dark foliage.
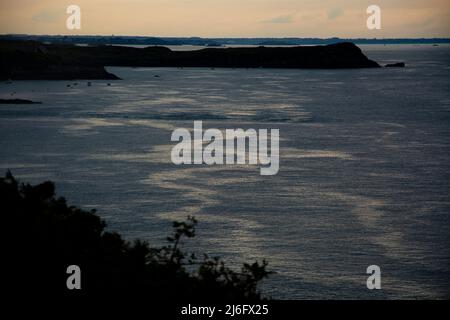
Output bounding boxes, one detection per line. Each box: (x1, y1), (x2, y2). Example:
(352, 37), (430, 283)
(2, 171), (271, 300)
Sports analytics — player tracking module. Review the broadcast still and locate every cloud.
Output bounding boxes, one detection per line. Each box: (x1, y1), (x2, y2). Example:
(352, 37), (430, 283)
(327, 8), (343, 20)
(415, 17), (435, 28)
(263, 14), (294, 24)
(32, 8), (62, 23)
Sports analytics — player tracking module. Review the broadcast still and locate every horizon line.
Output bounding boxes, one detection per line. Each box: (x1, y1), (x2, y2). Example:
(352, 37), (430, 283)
(2, 34), (450, 40)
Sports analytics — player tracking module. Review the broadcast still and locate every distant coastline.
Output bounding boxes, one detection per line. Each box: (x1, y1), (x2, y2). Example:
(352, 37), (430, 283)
(0, 40), (380, 80)
(1, 34), (449, 46)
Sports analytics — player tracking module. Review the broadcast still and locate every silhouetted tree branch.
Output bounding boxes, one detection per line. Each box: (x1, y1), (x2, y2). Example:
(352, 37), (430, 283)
(3, 171), (272, 300)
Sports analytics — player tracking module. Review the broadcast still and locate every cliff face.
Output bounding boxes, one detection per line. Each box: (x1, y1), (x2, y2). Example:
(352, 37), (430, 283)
(0, 40), (379, 80)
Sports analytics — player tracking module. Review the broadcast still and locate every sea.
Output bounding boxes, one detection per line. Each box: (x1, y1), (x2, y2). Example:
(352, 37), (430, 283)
(1, 44), (449, 299)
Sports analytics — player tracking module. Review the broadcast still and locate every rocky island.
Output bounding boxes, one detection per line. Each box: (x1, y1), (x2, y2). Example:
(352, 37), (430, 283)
(0, 40), (380, 80)
(0, 98), (42, 104)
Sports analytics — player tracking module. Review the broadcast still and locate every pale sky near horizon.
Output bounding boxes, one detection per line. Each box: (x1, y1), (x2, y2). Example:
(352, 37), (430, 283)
(0, 0), (449, 38)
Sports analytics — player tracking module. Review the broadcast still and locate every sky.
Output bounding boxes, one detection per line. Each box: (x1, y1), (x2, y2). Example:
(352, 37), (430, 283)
(0, 0), (449, 38)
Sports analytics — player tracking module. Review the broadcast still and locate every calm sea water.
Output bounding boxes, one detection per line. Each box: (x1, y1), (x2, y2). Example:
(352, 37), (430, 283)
(1, 45), (449, 299)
